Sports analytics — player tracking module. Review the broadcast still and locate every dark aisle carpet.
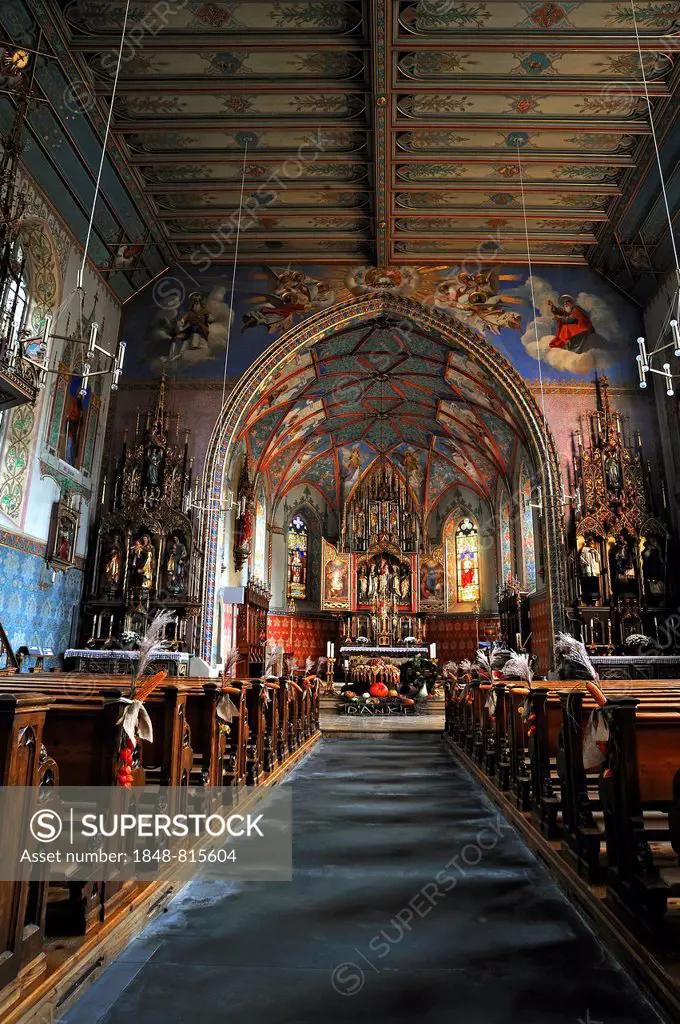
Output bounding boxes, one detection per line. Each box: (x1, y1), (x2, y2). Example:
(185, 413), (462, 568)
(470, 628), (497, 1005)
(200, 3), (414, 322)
(62, 736), (663, 1024)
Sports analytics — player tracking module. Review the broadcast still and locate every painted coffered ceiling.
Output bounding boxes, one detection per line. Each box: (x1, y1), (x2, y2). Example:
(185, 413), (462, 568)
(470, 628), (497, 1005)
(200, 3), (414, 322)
(237, 315), (528, 515)
(2, 1), (680, 300)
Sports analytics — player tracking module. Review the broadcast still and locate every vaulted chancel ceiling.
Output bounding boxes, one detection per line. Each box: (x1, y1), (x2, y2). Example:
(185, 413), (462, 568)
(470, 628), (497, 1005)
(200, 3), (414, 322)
(237, 316), (529, 517)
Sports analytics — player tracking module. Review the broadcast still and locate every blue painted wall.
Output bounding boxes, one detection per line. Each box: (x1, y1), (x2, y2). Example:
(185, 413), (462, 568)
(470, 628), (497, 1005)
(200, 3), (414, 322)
(0, 543), (82, 664)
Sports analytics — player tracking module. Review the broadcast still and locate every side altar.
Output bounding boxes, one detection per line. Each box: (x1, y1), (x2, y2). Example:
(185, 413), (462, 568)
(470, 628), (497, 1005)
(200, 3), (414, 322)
(80, 375), (201, 652)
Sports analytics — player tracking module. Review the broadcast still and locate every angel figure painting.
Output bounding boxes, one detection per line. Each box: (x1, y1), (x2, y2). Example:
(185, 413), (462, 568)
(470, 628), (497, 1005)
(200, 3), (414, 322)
(242, 267), (337, 335)
(434, 269), (523, 336)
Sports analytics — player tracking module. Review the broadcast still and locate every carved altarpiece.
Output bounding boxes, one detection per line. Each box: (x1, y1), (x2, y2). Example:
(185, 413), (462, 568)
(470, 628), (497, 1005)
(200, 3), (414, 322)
(82, 375), (200, 650)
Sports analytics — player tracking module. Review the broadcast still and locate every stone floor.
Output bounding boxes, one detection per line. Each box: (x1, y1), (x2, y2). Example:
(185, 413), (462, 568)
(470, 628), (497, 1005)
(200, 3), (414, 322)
(62, 736), (664, 1024)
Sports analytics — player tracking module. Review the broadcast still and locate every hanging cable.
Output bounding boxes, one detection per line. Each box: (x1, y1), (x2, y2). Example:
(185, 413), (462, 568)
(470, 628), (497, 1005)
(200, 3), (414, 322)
(78, 0), (132, 289)
(516, 141), (549, 444)
(630, 0), (680, 295)
(221, 141), (248, 421)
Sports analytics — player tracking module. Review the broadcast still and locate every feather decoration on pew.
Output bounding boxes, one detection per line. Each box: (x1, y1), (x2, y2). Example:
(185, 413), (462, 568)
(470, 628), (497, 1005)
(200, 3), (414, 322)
(475, 648), (492, 676)
(131, 609), (176, 696)
(222, 647), (241, 679)
(284, 655), (299, 678)
(501, 652), (534, 724)
(263, 648), (280, 679)
(443, 661), (457, 678)
(115, 611), (176, 771)
(554, 632), (607, 706)
(459, 659), (472, 675)
(501, 651), (533, 686)
(305, 657), (314, 675)
(555, 632), (610, 770)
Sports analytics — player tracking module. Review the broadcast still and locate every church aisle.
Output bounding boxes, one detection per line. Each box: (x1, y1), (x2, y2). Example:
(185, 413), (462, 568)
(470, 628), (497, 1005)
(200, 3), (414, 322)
(62, 737), (662, 1024)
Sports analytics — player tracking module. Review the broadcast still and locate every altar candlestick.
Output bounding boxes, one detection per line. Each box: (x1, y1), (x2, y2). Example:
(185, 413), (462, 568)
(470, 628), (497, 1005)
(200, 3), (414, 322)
(590, 618), (595, 645)
(654, 617), (659, 643)
(607, 620), (612, 646)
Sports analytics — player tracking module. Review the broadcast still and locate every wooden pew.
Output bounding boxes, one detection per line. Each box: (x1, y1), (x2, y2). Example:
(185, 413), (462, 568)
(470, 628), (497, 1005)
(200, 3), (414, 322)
(0, 680), (196, 936)
(183, 681), (247, 788)
(598, 699), (680, 919)
(0, 694), (55, 992)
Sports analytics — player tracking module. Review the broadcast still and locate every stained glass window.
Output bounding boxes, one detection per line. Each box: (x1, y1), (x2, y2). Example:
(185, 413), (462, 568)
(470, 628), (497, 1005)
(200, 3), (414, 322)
(500, 493), (512, 586)
(253, 488), (266, 583)
(287, 514), (308, 600)
(521, 471), (537, 591)
(455, 516), (480, 604)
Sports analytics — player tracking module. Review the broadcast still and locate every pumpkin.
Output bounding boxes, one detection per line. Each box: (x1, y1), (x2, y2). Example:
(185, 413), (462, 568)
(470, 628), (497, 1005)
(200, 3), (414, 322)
(388, 688), (398, 696)
(343, 690), (356, 699)
(401, 697), (415, 705)
(362, 692), (370, 699)
(369, 682), (389, 698)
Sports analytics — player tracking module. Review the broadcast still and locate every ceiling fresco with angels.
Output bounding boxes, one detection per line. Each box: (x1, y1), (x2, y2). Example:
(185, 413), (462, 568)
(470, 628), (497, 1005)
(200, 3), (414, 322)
(2, 0), (672, 304)
(123, 258), (643, 384)
(236, 316), (529, 515)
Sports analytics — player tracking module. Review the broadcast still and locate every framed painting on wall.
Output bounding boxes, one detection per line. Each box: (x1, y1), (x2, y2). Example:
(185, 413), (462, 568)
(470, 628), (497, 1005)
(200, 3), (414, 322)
(47, 500), (79, 570)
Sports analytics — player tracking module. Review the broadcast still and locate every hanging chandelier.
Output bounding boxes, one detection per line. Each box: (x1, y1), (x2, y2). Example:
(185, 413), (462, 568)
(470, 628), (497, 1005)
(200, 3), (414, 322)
(1, 23), (130, 412)
(627, 0), (680, 399)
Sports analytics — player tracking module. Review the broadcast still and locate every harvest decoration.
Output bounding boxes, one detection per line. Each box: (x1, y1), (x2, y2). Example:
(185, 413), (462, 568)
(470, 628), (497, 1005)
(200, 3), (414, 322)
(555, 632), (611, 773)
(115, 609), (175, 787)
(501, 651), (535, 734)
(217, 649), (242, 724)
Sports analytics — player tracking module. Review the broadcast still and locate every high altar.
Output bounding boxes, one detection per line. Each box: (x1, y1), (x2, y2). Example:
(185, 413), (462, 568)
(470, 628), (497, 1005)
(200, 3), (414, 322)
(321, 460), (425, 649)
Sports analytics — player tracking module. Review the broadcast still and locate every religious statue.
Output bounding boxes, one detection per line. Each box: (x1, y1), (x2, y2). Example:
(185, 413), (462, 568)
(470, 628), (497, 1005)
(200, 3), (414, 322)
(145, 446), (164, 490)
(400, 569), (410, 602)
(132, 534), (155, 590)
(579, 536), (601, 605)
(368, 563), (377, 598)
(165, 533), (188, 595)
(369, 506), (379, 539)
(103, 535), (123, 591)
(609, 534), (636, 596)
(641, 535), (665, 606)
(377, 557), (390, 596)
(358, 565), (369, 601)
(389, 508), (399, 535)
(604, 451), (621, 494)
(355, 506), (365, 538)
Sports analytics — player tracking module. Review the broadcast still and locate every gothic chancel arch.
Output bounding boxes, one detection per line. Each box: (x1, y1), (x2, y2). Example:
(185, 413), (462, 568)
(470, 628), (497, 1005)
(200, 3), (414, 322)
(200, 296), (565, 664)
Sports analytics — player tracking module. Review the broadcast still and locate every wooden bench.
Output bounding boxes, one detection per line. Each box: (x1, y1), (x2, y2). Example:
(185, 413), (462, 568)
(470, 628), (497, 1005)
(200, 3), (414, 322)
(598, 699), (680, 919)
(0, 694), (56, 991)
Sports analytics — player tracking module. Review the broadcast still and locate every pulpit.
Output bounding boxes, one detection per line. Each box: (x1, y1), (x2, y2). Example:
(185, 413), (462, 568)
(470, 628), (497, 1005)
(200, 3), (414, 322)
(221, 580), (271, 677)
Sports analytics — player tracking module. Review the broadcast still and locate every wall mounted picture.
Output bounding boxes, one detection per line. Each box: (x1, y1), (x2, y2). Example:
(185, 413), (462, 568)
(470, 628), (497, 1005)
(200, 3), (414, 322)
(47, 501), (79, 570)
